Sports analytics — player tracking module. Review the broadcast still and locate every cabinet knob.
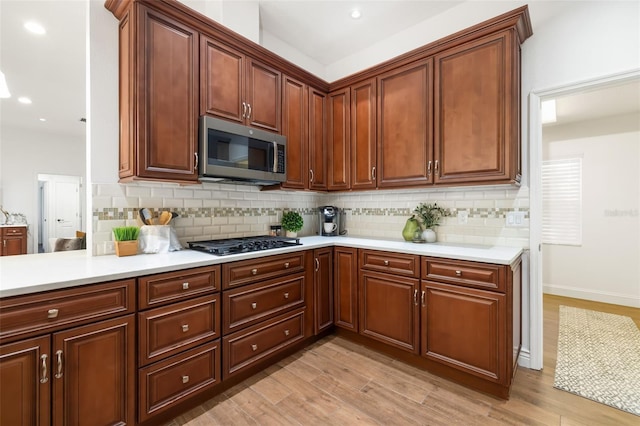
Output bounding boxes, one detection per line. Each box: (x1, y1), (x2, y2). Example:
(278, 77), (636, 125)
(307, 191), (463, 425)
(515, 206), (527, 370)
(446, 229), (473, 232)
(251, 302), (257, 310)
(284, 292), (289, 299)
(383, 260), (389, 266)
(455, 270), (462, 277)
(284, 329), (290, 336)
(251, 344), (258, 352)
(182, 324), (189, 332)
(47, 309), (59, 319)
(182, 375), (189, 384)
(251, 268), (258, 276)
(182, 282), (189, 290)
(284, 262), (290, 269)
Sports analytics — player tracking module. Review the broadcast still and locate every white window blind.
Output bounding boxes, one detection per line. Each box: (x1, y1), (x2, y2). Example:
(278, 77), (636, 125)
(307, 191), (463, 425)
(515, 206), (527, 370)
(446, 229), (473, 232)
(542, 158), (582, 245)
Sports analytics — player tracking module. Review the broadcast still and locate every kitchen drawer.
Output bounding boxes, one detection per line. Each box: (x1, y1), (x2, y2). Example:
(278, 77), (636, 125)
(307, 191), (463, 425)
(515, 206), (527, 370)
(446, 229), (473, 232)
(223, 273), (305, 334)
(138, 265), (220, 310)
(0, 279), (135, 343)
(2, 227), (26, 236)
(138, 340), (221, 423)
(223, 252), (306, 289)
(359, 249), (420, 278)
(138, 294), (220, 366)
(422, 257), (505, 292)
(223, 308), (305, 379)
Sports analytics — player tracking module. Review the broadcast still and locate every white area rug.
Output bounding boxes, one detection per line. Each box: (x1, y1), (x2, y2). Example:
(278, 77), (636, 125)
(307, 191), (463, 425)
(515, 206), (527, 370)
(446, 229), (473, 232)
(554, 305), (640, 416)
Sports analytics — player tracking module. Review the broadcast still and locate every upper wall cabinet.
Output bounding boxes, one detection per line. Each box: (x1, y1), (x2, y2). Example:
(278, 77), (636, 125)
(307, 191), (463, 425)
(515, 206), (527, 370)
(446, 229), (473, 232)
(118, 4), (199, 183)
(327, 88), (350, 191)
(201, 36), (282, 134)
(434, 30), (521, 185)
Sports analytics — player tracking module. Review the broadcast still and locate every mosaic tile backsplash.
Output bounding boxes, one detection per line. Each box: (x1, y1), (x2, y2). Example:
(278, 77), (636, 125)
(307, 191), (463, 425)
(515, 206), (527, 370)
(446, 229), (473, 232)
(92, 181), (529, 255)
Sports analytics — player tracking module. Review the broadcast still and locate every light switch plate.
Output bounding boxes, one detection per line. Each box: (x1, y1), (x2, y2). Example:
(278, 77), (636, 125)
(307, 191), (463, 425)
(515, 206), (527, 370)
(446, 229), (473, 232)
(506, 211), (526, 227)
(457, 211), (468, 225)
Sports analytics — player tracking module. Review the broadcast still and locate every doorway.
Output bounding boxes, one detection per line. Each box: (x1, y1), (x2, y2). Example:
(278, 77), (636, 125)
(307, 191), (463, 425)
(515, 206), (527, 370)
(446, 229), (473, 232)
(37, 174), (84, 253)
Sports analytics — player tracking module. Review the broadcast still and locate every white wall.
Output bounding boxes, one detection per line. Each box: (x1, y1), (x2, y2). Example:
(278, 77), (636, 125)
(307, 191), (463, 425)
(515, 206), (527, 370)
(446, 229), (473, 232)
(542, 113), (640, 307)
(0, 125), (85, 253)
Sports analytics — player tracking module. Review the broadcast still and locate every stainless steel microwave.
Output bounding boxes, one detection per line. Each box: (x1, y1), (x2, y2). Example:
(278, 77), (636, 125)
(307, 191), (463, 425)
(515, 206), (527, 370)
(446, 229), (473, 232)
(198, 116), (286, 185)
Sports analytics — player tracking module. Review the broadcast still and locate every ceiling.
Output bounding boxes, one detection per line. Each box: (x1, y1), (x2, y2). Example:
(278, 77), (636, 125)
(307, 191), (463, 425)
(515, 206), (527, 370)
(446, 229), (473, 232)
(0, 0), (638, 141)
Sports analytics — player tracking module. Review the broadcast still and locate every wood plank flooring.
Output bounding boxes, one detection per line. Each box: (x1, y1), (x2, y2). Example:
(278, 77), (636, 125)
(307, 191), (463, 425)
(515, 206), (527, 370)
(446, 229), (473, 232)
(165, 295), (640, 425)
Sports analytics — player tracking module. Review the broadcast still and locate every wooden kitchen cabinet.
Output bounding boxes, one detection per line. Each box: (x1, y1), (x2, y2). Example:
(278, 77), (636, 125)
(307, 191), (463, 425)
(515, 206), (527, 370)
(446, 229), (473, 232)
(377, 59), (433, 188)
(308, 88), (328, 190)
(117, 3), (199, 183)
(313, 247), (333, 334)
(334, 247), (359, 332)
(351, 79), (377, 190)
(327, 88), (350, 190)
(0, 280), (136, 425)
(201, 36), (281, 133)
(434, 30), (521, 185)
(1, 226), (27, 256)
(281, 75), (308, 189)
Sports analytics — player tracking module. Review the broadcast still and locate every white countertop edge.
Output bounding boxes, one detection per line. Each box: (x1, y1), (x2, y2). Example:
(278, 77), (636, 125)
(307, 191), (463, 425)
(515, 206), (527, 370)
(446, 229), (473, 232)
(0, 236), (523, 298)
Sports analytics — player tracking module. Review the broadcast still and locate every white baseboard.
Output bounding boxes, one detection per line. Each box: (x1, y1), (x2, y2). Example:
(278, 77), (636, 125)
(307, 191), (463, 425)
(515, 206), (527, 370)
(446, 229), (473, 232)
(543, 284), (640, 308)
(517, 347), (533, 369)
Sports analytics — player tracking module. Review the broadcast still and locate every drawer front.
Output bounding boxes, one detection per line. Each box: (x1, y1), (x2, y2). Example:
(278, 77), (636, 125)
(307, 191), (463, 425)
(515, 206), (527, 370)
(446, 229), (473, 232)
(3, 227), (26, 236)
(139, 295), (220, 366)
(423, 257), (505, 292)
(223, 308), (305, 378)
(223, 273), (305, 334)
(138, 265), (220, 309)
(138, 340), (221, 423)
(223, 252), (306, 289)
(360, 249), (419, 277)
(0, 279), (135, 343)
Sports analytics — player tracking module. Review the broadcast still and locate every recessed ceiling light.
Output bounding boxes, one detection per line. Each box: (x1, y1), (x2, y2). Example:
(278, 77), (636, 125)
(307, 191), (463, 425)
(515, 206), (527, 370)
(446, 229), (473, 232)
(18, 96), (32, 104)
(39, 118), (47, 122)
(350, 9), (362, 19)
(24, 21), (46, 35)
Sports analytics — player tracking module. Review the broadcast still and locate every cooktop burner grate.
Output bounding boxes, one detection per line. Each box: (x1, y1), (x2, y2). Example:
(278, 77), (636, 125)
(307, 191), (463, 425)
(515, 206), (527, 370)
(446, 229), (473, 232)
(187, 235), (302, 256)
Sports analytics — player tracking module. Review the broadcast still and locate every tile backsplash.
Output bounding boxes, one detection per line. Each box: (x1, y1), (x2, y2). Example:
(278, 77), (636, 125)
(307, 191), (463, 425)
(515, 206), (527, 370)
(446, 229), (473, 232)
(92, 181), (529, 255)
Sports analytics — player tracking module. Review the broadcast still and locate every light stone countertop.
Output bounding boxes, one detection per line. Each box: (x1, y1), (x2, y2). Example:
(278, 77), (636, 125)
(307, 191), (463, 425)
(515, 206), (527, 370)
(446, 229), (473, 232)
(0, 224), (28, 227)
(0, 236), (523, 298)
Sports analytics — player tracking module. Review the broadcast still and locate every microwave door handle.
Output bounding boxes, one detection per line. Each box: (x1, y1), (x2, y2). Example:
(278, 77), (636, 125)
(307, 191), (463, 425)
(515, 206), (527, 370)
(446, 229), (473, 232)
(272, 141), (278, 172)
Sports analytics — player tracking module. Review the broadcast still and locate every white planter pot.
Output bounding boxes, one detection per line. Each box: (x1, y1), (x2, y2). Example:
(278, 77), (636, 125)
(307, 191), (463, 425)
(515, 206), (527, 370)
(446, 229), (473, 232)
(285, 231), (298, 238)
(422, 228), (436, 243)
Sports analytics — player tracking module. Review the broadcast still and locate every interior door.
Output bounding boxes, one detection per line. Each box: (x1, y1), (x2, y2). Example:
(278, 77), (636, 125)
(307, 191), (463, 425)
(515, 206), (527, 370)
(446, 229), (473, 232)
(51, 179), (81, 239)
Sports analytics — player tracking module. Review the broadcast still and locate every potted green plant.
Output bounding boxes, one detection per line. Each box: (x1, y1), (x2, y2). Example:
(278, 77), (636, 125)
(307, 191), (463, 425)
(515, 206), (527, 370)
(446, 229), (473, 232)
(281, 211), (303, 238)
(413, 202), (449, 243)
(113, 226), (140, 257)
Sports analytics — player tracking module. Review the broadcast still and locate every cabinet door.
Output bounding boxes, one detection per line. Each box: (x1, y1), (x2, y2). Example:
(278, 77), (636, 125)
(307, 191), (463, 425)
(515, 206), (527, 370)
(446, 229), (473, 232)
(52, 315), (135, 426)
(0, 335), (51, 426)
(421, 281), (506, 384)
(334, 247), (358, 331)
(314, 248), (333, 334)
(377, 59), (433, 188)
(246, 59), (281, 133)
(200, 36), (245, 124)
(2, 228), (27, 256)
(327, 88), (350, 190)
(434, 31), (520, 185)
(351, 79), (377, 190)
(308, 88), (328, 190)
(281, 76), (308, 189)
(359, 271), (419, 353)
(137, 6), (199, 181)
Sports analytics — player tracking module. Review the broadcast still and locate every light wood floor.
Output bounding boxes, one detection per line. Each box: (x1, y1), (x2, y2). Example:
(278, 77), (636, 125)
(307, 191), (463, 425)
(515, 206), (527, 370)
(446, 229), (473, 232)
(166, 295), (640, 425)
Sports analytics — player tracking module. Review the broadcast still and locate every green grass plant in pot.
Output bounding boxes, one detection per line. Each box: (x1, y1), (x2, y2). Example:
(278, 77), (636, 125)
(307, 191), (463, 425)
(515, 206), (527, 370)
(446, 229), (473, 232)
(281, 211), (303, 238)
(113, 226), (140, 257)
(413, 202), (449, 243)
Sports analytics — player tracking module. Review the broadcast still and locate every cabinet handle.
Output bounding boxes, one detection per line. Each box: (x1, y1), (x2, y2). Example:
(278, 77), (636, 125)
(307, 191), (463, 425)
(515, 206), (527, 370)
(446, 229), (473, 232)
(427, 160), (432, 178)
(182, 282), (189, 290)
(455, 270), (462, 277)
(309, 169), (314, 183)
(251, 302), (257, 310)
(54, 350), (63, 379)
(194, 152), (199, 171)
(284, 329), (290, 336)
(383, 260), (389, 266)
(182, 324), (189, 332)
(284, 262), (290, 269)
(421, 290), (425, 307)
(47, 309), (59, 319)
(413, 289), (418, 306)
(371, 166), (376, 180)
(435, 160), (439, 174)
(315, 258), (320, 272)
(251, 268), (258, 275)
(40, 354), (48, 384)
(2, 240), (5, 248)
(242, 102), (247, 118)
(247, 103), (252, 120)
(284, 292), (289, 299)
(251, 344), (258, 352)
(182, 375), (189, 384)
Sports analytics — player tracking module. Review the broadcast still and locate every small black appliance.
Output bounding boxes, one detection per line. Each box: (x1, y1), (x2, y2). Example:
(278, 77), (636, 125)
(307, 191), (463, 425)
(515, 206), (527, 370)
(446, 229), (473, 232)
(318, 206), (343, 236)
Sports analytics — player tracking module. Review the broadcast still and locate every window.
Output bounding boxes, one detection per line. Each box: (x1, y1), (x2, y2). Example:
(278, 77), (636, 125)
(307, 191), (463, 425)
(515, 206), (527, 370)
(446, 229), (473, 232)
(542, 157), (582, 245)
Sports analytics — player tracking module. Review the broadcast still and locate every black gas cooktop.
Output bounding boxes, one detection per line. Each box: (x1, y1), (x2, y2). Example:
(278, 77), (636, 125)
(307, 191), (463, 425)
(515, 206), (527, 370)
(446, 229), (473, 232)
(187, 235), (302, 256)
